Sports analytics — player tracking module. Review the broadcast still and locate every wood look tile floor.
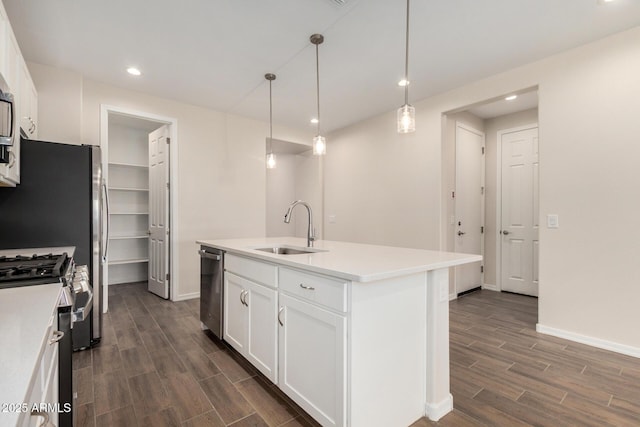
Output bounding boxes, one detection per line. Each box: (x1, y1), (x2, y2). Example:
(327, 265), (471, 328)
(74, 283), (640, 427)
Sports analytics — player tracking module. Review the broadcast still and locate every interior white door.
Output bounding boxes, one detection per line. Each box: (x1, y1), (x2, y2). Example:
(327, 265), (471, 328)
(500, 126), (539, 296)
(454, 123), (485, 295)
(148, 125), (170, 298)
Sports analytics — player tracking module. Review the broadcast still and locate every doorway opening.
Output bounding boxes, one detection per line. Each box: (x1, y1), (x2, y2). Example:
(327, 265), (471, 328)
(100, 105), (178, 311)
(443, 87), (539, 299)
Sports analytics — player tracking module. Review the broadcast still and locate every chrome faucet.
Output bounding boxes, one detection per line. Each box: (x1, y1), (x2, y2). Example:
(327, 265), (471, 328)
(284, 200), (316, 247)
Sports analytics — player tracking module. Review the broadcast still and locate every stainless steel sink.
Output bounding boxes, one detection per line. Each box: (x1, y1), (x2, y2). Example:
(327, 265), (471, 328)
(253, 246), (326, 255)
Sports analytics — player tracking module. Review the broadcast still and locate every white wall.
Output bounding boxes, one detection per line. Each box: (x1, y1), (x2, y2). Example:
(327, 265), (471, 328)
(325, 26), (640, 351)
(29, 64), (83, 143)
(266, 154), (298, 237)
(266, 150), (324, 240)
(30, 62), (313, 300)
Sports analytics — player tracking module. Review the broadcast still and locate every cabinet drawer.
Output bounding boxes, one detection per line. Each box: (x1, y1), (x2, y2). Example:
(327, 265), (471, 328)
(279, 268), (348, 312)
(226, 254), (278, 288)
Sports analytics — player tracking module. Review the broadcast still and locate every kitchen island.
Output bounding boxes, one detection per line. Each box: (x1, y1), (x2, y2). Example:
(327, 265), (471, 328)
(196, 237), (481, 427)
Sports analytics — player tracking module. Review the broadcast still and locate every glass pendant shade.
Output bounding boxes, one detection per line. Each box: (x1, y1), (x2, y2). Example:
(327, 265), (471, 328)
(313, 135), (326, 156)
(266, 152), (276, 169)
(397, 104), (415, 133)
(311, 34), (326, 156)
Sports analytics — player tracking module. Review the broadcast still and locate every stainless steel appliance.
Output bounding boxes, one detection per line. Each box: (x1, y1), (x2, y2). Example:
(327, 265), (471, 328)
(0, 249), (83, 427)
(0, 72), (16, 164)
(0, 139), (106, 350)
(199, 246), (224, 339)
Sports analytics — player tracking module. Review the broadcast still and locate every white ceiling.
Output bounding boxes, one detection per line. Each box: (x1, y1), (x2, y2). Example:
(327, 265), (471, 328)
(467, 90), (539, 120)
(4, 0), (640, 133)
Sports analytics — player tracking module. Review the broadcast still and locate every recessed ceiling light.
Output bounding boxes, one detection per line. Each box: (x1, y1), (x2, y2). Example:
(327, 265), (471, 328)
(127, 67), (142, 76)
(505, 95), (518, 101)
(310, 118), (319, 124)
(598, 0), (615, 3)
(398, 79), (410, 87)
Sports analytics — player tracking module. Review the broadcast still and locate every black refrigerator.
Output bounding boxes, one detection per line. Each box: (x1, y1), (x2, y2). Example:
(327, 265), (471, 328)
(0, 138), (105, 350)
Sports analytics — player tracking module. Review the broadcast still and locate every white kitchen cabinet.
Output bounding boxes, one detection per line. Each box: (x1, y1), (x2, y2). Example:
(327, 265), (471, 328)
(0, 1), (38, 187)
(19, 301), (61, 427)
(0, 29), (20, 186)
(278, 293), (346, 427)
(19, 56), (37, 138)
(224, 270), (278, 383)
(23, 326), (60, 427)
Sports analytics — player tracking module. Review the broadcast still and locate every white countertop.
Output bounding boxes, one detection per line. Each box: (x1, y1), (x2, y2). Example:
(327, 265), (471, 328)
(0, 283), (62, 426)
(197, 237), (482, 282)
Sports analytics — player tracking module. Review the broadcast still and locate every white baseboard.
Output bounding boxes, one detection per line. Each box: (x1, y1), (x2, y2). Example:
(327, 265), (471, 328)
(449, 293), (457, 301)
(482, 283), (498, 291)
(536, 324), (640, 359)
(425, 393), (453, 421)
(173, 291), (199, 302)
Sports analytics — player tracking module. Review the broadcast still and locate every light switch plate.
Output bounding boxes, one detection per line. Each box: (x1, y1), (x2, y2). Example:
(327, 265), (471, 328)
(547, 214), (559, 228)
(328, 214), (336, 224)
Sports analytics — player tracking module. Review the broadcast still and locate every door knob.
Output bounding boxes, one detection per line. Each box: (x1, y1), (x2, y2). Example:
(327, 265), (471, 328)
(457, 231), (466, 236)
(502, 230), (510, 235)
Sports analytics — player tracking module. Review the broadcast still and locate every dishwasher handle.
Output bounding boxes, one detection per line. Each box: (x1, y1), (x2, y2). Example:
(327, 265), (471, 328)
(198, 249), (221, 261)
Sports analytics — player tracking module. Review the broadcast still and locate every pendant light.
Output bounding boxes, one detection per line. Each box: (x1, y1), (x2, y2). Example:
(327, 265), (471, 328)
(397, 0), (415, 133)
(265, 73), (277, 169)
(310, 34), (326, 156)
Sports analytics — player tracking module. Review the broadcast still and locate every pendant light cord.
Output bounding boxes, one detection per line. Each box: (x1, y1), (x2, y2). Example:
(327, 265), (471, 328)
(269, 78), (273, 149)
(404, 0), (410, 105)
(315, 42), (321, 136)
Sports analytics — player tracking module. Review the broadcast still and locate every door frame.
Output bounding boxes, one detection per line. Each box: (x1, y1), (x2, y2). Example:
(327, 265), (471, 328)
(100, 104), (179, 310)
(454, 121), (486, 296)
(495, 122), (538, 292)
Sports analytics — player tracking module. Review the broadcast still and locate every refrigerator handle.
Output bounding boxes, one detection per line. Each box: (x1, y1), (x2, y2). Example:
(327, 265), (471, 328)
(102, 182), (110, 262)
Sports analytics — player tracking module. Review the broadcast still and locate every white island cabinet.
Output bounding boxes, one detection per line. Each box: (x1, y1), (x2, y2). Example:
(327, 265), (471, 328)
(198, 237), (481, 427)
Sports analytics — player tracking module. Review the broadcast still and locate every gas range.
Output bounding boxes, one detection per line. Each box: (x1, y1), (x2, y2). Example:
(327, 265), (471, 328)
(0, 252), (74, 289)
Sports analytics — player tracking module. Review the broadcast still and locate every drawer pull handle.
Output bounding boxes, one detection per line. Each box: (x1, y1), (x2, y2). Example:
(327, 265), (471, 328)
(299, 283), (315, 291)
(278, 307), (284, 326)
(240, 290), (248, 306)
(30, 409), (52, 427)
(49, 330), (64, 345)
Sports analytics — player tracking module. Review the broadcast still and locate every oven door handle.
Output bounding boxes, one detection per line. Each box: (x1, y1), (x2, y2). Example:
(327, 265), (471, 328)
(72, 281), (94, 323)
(198, 249), (221, 261)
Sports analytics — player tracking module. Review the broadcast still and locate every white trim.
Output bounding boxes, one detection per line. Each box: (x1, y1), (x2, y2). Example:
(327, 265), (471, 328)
(449, 292), (457, 301)
(536, 324), (640, 359)
(495, 123), (538, 293)
(425, 393), (453, 422)
(454, 122), (485, 294)
(173, 291), (199, 302)
(481, 283), (498, 291)
(100, 105), (180, 308)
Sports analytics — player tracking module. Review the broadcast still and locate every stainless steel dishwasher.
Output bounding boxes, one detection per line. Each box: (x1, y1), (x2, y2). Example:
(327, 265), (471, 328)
(199, 246), (224, 339)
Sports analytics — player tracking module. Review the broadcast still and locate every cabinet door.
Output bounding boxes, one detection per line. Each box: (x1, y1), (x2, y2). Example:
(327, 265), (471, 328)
(18, 58), (37, 138)
(0, 31), (21, 185)
(223, 272), (248, 353)
(245, 279), (277, 383)
(278, 294), (346, 427)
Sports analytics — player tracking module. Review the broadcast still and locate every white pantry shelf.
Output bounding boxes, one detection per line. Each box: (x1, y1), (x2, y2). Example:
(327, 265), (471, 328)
(108, 161), (147, 168)
(110, 212), (149, 216)
(109, 234), (148, 240)
(108, 258), (149, 266)
(108, 187), (149, 192)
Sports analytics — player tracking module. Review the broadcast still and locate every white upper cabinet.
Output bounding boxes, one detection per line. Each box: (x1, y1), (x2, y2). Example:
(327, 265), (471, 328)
(19, 55), (37, 139)
(0, 0), (38, 187)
